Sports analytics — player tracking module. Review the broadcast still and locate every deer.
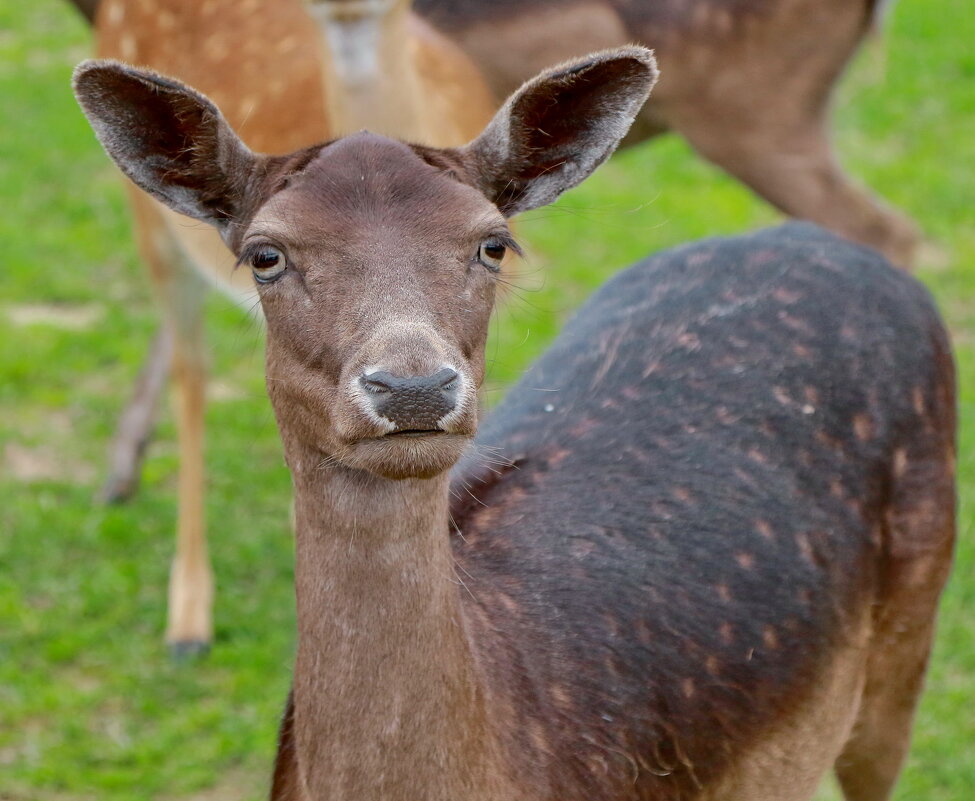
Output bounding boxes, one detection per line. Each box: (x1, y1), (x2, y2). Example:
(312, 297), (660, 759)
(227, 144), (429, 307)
(69, 0), (497, 656)
(74, 43), (955, 801)
(415, 0), (918, 268)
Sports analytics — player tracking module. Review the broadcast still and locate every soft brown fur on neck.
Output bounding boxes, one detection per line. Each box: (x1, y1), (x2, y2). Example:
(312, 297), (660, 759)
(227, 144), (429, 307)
(288, 446), (513, 799)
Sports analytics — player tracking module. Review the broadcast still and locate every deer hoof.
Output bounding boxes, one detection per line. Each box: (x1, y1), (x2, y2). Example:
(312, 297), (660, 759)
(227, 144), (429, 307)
(168, 639), (211, 662)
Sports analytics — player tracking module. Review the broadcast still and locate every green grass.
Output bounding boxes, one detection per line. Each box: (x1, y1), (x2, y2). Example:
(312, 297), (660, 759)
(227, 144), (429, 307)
(0, 1), (972, 798)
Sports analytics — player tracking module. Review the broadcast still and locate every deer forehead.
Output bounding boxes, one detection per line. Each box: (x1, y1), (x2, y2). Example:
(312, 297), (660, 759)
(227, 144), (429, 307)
(246, 132), (503, 249)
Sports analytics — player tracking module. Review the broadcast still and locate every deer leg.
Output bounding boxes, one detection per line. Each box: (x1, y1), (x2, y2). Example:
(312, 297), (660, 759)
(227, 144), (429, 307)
(126, 190), (215, 657)
(99, 324), (173, 503)
(164, 268), (213, 659)
(675, 112), (919, 268)
(835, 451), (955, 800)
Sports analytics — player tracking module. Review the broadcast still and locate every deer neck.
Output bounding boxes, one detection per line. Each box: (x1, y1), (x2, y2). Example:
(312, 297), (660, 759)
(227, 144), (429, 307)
(309, 1), (428, 143)
(287, 445), (509, 799)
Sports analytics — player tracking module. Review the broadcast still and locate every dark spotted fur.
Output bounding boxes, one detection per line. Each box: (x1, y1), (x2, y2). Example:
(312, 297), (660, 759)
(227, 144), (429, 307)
(445, 222), (953, 798)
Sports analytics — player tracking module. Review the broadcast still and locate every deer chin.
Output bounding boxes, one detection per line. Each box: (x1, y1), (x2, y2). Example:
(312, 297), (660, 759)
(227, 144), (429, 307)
(338, 431), (472, 480)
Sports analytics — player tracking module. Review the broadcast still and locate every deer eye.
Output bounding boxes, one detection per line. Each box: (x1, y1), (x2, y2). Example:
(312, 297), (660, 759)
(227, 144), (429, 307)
(477, 237), (506, 272)
(250, 245), (287, 283)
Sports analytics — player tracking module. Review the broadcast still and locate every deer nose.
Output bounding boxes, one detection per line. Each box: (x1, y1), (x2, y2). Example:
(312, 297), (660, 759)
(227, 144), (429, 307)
(360, 368), (460, 430)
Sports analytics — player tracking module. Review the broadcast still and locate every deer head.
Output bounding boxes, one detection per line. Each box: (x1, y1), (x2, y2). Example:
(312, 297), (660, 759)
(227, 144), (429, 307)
(73, 48), (657, 480)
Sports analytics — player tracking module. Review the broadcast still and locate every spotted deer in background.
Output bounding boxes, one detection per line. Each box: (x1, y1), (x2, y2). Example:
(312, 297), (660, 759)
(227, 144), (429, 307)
(417, 0), (917, 266)
(75, 43), (954, 800)
(67, 0), (495, 655)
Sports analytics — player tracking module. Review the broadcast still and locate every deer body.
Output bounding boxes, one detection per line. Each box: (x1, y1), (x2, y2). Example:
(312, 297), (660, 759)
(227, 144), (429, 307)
(272, 223), (954, 800)
(74, 47), (954, 800)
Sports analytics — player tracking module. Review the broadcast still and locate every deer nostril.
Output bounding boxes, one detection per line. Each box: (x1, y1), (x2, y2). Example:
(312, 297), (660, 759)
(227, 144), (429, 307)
(361, 374), (394, 394)
(434, 368), (460, 391)
(358, 368), (462, 429)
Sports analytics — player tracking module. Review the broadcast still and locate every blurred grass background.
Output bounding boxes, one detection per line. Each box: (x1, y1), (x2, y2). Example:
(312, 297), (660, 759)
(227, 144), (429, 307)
(0, 1), (972, 799)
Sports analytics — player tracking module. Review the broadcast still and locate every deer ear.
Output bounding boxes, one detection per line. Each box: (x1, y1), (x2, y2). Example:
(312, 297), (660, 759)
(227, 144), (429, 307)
(459, 47), (658, 217)
(73, 60), (257, 232)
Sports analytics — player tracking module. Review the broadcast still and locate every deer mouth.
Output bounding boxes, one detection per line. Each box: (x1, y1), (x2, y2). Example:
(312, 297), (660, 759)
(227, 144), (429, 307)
(384, 428), (446, 439)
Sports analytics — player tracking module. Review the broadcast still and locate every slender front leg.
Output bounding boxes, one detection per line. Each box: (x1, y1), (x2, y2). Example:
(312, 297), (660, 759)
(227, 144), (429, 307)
(127, 189), (214, 657)
(164, 264), (213, 658)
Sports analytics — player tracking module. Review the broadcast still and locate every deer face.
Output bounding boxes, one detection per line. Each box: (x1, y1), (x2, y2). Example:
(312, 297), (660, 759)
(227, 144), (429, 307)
(73, 48), (657, 479)
(244, 135), (507, 478)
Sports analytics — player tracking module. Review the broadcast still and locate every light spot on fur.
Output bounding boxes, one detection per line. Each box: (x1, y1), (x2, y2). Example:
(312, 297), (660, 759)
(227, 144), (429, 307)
(705, 655), (720, 675)
(105, 2), (124, 25)
(570, 416), (598, 438)
(735, 552), (754, 570)
(853, 413), (874, 441)
(570, 538), (595, 559)
(747, 447), (768, 465)
(208, 37), (230, 62)
(893, 448), (908, 478)
(715, 583), (732, 602)
(119, 34), (137, 61)
(777, 311), (815, 336)
(762, 625), (780, 650)
(869, 522), (884, 548)
(547, 446), (571, 468)
(528, 719), (549, 753)
(795, 532), (815, 564)
(497, 593), (518, 614)
(681, 678), (695, 699)
(672, 487), (692, 503)
(716, 406), (736, 425)
(550, 684), (572, 709)
(773, 286), (802, 304)
(772, 385), (793, 406)
(755, 519), (774, 540)
(913, 386), (926, 415)
(719, 622), (734, 644)
(278, 35), (299, 54)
